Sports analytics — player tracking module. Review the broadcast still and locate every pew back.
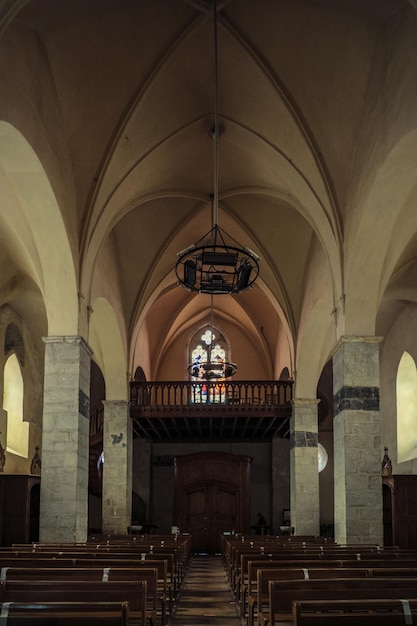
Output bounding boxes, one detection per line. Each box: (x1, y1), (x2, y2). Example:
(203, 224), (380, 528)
(265, 578), (417, 625)
(292, 598), (417, 625)
(0, 580), (148, 626)
(0, 601), (129, 625)
(0, 566), (165, 625)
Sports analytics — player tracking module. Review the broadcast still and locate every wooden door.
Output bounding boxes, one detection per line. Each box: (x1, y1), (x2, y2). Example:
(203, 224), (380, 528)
(174, 451), (251, 553)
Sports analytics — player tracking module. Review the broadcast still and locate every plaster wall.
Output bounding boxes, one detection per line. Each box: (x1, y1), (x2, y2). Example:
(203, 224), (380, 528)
(156, 321), (268, 382)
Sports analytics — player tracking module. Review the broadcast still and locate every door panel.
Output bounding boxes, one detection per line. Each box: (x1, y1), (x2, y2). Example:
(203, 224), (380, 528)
(174, 451), (251, 553)
(186, 486), (209, 551)
(214, 486), (237, 532)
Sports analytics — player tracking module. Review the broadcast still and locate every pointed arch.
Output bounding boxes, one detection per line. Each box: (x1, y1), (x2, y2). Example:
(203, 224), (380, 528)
(0, 121), (78, 335)
(88, 297), (127, 400)
(396, 351), (417, 463)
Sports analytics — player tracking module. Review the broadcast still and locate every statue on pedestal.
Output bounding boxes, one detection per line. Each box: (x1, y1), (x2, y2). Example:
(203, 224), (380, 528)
(381, 446), (392, 476)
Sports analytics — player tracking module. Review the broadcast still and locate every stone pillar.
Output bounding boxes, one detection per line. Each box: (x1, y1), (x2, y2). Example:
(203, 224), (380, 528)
(102, 400), (132, 534)
(290, 399), (320, 535)
(333, 336), (383, 545)
(40, 336), (92, 542)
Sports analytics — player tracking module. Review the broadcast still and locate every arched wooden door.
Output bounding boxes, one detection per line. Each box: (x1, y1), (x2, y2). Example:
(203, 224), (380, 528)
(173, 451), (251, 553)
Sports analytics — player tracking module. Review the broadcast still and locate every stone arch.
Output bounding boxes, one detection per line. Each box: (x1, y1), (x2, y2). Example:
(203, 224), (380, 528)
(345, 129), (417, 335)
(295, 237), (336, 398)
(5, 323), (25, 366)
(134, 367), (147, 382)
(88, 297), (127, 400)
(0, 121), (78, 336)
(90, 360), (106, 416)
(279, 367), (291, 380)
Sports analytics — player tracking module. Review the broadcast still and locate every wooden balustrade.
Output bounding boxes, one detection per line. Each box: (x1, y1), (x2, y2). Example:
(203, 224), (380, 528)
(90, 381), (293, 442)
(129, 380), (292, 411)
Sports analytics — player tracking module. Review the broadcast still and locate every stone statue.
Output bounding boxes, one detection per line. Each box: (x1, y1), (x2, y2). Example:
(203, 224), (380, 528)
(30, 445), (41, 475)
(381, 446), (392, 476)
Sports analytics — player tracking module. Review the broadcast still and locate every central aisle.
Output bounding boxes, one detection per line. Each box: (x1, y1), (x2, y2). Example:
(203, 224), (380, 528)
(171, 554), (242, 625)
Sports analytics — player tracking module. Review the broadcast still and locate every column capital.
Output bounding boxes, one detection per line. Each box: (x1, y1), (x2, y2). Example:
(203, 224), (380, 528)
(42, 335), (93, 356)
(331, 335), (383, 357)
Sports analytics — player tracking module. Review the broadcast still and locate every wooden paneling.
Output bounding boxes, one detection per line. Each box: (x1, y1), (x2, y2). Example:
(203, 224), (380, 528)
(0, 475), (40, 546)
(383, 475), (417, 549)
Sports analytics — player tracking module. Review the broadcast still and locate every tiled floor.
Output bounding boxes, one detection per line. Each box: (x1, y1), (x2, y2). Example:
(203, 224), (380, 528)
(171, 555), (243, 625)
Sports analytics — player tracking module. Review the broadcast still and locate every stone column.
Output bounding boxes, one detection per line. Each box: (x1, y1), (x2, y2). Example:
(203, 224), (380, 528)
(102, 400), (132, 534)
(40, 336), (92, 542)
(290, 399), (320, 535)
(333, 336), (383, 545)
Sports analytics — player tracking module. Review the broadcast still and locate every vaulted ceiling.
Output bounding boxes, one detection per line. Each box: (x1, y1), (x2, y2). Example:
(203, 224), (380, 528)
(1, 0), (415, 403)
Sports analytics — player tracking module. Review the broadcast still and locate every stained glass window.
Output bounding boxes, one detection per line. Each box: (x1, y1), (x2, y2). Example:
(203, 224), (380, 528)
(189, 326), (228, 403)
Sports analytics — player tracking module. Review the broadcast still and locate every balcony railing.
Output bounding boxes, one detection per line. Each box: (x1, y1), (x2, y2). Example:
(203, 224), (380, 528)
(128, 380), (293, 440)
(129, 380), (292, 414)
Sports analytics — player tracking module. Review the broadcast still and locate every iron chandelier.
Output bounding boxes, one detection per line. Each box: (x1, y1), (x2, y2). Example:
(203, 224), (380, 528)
(175, 0), (260, 295)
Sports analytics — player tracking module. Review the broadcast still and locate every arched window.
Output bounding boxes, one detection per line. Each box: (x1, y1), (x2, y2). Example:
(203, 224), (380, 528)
(189, 325), (229, 404)
(3, 353), (28, 457)
(396, 351), (417, 463)
(190, 328), (226, 379)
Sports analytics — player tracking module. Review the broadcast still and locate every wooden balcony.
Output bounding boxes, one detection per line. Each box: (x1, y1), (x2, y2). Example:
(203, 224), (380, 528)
(129, 380), (293, 442)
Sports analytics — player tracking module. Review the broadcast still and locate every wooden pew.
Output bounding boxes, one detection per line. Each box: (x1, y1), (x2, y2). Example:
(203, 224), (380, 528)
(82, 550), (181, 601)
(243, 558), (417, 622)
(238, 557), (345, 615)
(0, 601), (129, 625)
(370, 567), (417, 577)
(292, 598), (417, 625)
(0, 580), (148, 626)
(4, 537), (190, 603)
(259, 578), (417, 626)
(249, 567), (371, 626)
(5, 546), (184, 599)
(76, 557), (174, 616)
(0, 553), (177, 614)
(0, 566), (165, 626)
(228, 545), (392, 592)
(0, 557), (77, 568)
(222, 538), (417, 573)
(240, 556), (370, 619)
(29, 543), (187, 583)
